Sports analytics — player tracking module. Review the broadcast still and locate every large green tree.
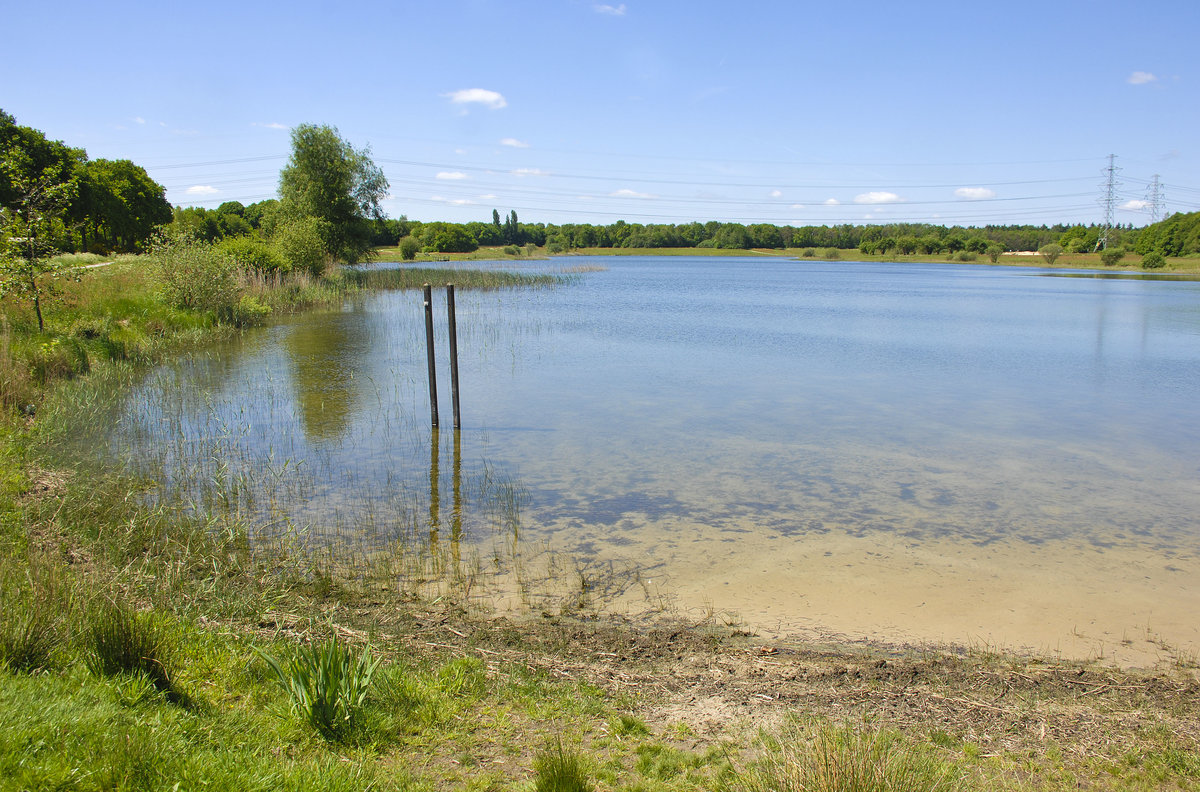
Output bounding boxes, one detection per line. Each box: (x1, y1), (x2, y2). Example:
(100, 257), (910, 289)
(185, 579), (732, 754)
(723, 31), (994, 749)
(277, 124), (388, 265)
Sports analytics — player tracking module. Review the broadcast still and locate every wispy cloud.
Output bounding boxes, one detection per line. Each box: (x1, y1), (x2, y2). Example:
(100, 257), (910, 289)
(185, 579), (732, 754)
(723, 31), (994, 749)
(134, 116), (146, 125)
(1121, 199), (1150, 211)
(185, 185), (219, 195)
(790, 203), (805, 209)
(955, 187), (996, 200)
(1127, 71), (1158, 85)
(824, 198), (840, 206)
(432, 196), (476, 206)
(770, 189), (783, 198)
(436, 171), (468, 180)
(253, 121), (288, 130)
(512, 168), (549, 176)
(478, 194), (498, 200)
(610, 188), (655, 198)
(443, 88), (507, 109)
(500, 137), (530, 148)
(593, 3), (627, 15)
(854, 191), (901, 205)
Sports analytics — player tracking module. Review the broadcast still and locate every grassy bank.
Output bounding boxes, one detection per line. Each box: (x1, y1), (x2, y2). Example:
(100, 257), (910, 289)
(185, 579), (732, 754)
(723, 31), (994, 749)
(1, 257), (1198, 791)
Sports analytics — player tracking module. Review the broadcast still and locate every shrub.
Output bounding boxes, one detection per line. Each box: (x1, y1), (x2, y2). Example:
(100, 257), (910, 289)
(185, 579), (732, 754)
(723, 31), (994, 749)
(503, 245), (521, 256)
(398, 236), (420, 261)
(955, 251), (977, 262)
(84, 597), (175, 697)
(153, 236), (242, 320)
(1142, 251), (1167, 269)
(534, 738), (594, 792)
(986, 243), (1003, 263)
(1100, 246), (1126, 266)
(220, 236), (288, 274)
(274, 216), (329, 277)
(1039, 243), (1064, 265)
(823, 248), (840, 260)
(255, 635), (380, 742)
(801, 248), (816, 258)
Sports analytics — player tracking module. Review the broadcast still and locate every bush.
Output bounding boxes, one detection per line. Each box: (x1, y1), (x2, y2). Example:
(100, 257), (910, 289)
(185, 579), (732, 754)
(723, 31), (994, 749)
(955, 251), (978, 262)
(801, 248), (816, 258)
(1100, 246), (1126, 266)
(153, 236), (242, 320)
(220, 236), (288, 274)
(274, 216), (329, 277)
(1142, 251), (1167, 269)
(503, 245), (521, 256)
(823, 248), (840, 260)
(398, 236), (420, 261)
(986, 243), (1003, 263)
(255, 635), (380, 742)
(1039, 243), (1064, 265)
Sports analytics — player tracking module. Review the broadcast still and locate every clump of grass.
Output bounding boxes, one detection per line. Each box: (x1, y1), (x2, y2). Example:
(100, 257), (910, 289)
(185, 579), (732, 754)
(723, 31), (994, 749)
(534, 737), (594, 792)
(84, 596), (176, 699)
(255, 634), (380, 742)
(0, 557), (67, 672)
(735, 721), (964, 792)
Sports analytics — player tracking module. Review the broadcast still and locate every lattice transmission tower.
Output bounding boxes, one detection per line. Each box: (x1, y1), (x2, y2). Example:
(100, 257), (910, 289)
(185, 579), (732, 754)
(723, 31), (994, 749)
(1146, 174), (1165, 223)
(1096, 154), (1121, 250)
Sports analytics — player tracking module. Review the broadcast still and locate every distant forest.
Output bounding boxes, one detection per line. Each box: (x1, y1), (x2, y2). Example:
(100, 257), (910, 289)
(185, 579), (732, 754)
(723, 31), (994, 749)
(4, 110), (1199, 261)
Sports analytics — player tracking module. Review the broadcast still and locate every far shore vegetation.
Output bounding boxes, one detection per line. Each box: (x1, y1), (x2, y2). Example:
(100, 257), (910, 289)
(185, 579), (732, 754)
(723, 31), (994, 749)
(4, 108), (1200, 790)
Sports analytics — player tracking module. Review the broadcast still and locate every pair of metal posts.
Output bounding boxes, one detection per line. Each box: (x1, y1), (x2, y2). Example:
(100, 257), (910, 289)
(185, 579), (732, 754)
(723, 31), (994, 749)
(422, 283), (461, 430)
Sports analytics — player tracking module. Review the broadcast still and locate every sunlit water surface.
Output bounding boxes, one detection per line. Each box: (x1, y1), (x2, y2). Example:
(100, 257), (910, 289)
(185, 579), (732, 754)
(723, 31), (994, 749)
(111, 257), (1200, 664)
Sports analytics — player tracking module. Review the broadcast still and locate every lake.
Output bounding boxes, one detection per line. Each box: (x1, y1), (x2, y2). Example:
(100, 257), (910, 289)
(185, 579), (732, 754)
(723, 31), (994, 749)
(111, 256), (1200, 665)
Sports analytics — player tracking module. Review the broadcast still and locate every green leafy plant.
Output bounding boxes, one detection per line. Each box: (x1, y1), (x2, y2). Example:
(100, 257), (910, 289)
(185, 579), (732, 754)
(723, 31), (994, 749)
(1142, 251), (1167, 269)
(1100, 246), (1126, 266)
(533, 737), (594, 792)
(255, 635), (380, 741)
(1039, 243), (1063, 265)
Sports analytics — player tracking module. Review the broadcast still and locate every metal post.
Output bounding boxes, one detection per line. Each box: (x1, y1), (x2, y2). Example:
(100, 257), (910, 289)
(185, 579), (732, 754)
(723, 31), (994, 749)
(422, 283), (438, 428)
(446, 284), (461, 430)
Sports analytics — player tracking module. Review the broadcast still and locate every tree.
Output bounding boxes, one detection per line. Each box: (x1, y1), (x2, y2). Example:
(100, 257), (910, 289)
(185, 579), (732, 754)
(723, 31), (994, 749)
(278, 124), (388, 264)
(80, 159), (172, 251)
(0, 149), (78, 331)
(1039, 243), (1063, 265)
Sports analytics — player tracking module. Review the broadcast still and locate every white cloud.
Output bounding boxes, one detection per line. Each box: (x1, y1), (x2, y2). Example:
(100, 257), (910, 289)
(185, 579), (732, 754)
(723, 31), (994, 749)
(431, 196), (476, 206)
(824, 198), (840, 206)
(500, 137), (530, 148)
(610, 188), (655, 198)
(512, 168), (549, 177)
(253, 121), (288, 130)
(1121, 199), (1150, 211)
(854, 191), (901, 205)
(134, 116), (146, 125)
(770, 189), (783, 198)
(436, 171), (468, 180)
(443, 88), (507, 109)
(478, 194), (498, 200)
(594, 3), (627, 15)
(185, 185), (219, 195)
(790, 204), (805, 209)
(955, 187), (996, 200)
(1127, 71), (1157, 85)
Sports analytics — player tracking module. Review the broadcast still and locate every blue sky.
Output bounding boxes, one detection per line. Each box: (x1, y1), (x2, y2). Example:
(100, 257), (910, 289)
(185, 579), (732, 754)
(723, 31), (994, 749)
(5, 0), (1197, 227)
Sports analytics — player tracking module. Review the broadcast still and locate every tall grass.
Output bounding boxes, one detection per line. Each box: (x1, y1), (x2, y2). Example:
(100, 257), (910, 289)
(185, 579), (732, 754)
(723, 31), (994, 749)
(0, 556), (68, 672)
(734, 721), (965, 792)
(534, 738), (595, 792)
(84, 596), (178, 700)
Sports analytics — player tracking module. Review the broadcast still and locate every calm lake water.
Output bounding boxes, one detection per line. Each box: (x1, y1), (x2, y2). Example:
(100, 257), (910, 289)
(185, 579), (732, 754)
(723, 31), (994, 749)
(112, 257), (1200, 663)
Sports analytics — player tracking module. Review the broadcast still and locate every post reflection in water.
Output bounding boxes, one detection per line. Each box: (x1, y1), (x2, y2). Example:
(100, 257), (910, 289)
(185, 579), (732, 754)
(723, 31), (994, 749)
(426, 428), (465, 576)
